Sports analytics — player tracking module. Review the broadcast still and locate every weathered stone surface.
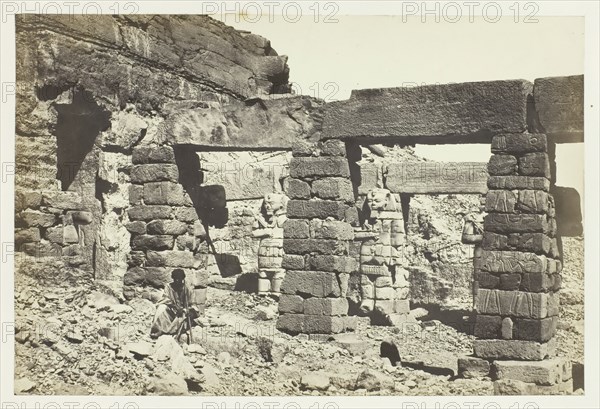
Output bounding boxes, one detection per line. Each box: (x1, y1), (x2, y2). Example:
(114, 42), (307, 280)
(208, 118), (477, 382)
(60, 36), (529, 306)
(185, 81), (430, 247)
(516, 190), (550, 214)
(520, 272), (556, 293)
(493, 357), (571, 385)
(487, 176), (550, 191)
(518, 153), (550, 178)
(129, 185), (143, 206)
(484, 213), (549, 233)
(300, 372), (331, 391)
(322, 80), (532, 140)
(311, 178), (354, 203)
(131, 164), (179, 183)
(16, 211), (56, 228)
(281, 254), (305, 270)
(131, 235), (174, 251)
(303, 315), (350, 334)
(278, 294), (304, 314)
(501, 317), (514, 339)
(480, 251), (547, 274)
(488, 155), (517, 176)
(475, 289), (552, 319)
(174, 207), (199, 223)
(146, 250), (196, 268)
(283, 239), (349, 255)
(15, 191), (42, 212)
(508, 233), (551, 254)
(307, 255), (358, 274)
(485, 190), (517, 213)
(458, 357), (491, 379)
(475, 271), (500, 289)
(21, 242), (61, 257)
(551, 186), (583, 236)
(15, 228), (41, 246)
(289, 157), (350, 179)
(481, 232), (509, 251)
(493, 378), (573, 395)
(287, 200), (348, 220)
(128, 205), (173, 221)
(286, 179), (311, 199)
(386, 162), (488, 194)
(513, 317), (558, 342)
(304, 298), (349, 316)
(147, 220), (188, 235)
(474, 315), (502, 339)
(319, 139), (346, 156)
(499, 274), (521, 291)
(533, 75), (583, 143)
(473, 339), (556, 360)
(491, 133), (548, 154)
(42, 191), (84, 210)
(132, 146), (175, 164)
(358, 162), (381, 195)
(283, 219), (310, 239)
(143, 182), (190, 206)
(280, 271), (341, 298)
(309, 220), (354, 240)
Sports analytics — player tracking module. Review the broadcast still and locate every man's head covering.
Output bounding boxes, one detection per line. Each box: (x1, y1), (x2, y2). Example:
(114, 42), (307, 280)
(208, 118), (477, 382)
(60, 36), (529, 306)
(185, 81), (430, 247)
(171, 269), (186, 280)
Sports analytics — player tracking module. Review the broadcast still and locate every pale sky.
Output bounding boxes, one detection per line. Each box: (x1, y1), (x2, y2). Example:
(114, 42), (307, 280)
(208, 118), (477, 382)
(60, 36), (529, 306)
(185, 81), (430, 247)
(220, 16), (585, 195)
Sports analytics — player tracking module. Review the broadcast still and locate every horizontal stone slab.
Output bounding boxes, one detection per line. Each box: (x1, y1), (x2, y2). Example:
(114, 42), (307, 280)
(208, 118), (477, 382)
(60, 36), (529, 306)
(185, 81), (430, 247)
(130, 164), (179, 183)
(287, 200), (349, 220)
(386, 162), (488, 194)
(513, 316), (558, 342)
(127, 205), (173, 221)
(143, 182), (192, 206)
(322, 80), (532, 141)
(131, 235), (175, 251)
(493, 378), (573, 395)
(491, 134), (548, 154)
(146, 250), (197, 268)
(480, 251), (548, 274)
(16, 211), (56, 228)
(304, 298), (349, 316)
(309, 219), (354, 240)
(475, 289), (552, 319)
(280, 270), (341, 298)
(146, 220), (188, 235)
(493, 357), (571, 385)
(289, 157), (350, 179)
(533, 75), (583, 143)
(132, 146), (176, 164)
(283, 239), (349, 255)
(458, 357), (491, 378)
(312, 178), (355, 203)
(276, 314), (355, 335)
(484, 213), (549, 234)
(473, 339), (556, 361)
(487, 176), (550, 191)
(278, 294), (304, 314)
(307, 255), (358, 274)
(286, 179), (311, 199)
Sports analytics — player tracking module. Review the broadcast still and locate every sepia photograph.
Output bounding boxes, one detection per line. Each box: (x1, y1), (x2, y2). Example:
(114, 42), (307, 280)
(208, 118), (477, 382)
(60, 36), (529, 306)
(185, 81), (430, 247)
(1, 1), (598, 408)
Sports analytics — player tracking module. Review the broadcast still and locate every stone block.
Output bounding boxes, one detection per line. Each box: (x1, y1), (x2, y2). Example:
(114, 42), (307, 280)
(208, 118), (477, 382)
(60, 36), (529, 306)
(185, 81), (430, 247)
(480, 251), (547, 274)
(322, 80), (532, 140)
(475, 289), (552, 319)
(518, 153), (550, 178)
(125, 221), (146, 235)
(287, 179), (311, 199)
(287, 200), (348, 220)
(474, 315), (502, 339)
(283, 239), (349, 255)
(484, 213), (549, 233)
(458, 357), (491, 379)
(174, 207), (199, 223)
(16, 211), (56, 228)
(289, 157), (350, 179)
(491, 133), (547, 154)
(311, 178), (354, 203)
(474, 339), (556, 361)
(63, 225), (79, 243)
(386, 162), (488, 194)
(520, 272), (555, 293)
(533, 75), (583, 143)
(283, 219), (310, 239)
(132, 145), (175, 164)
(276, 313), (305, 334)
(128, 205), (173, 221)
(15, 191), (42, 212)
(278, 294), (304, 314)
(485, 190), (517, 213)
(488, 155), (517, 176)
(310, 219), (354, 240)
(129, 185), (143, 205)
(132, 235), (175, 251)
(15, 228), (41, 246)
(374, 286), (395, 300)
(499, 274), (521, 291)
(358, 162), (381, 195)
(147, 220), (188, 235)
(21, 242), (61, 257)
(513, 317), (558, 342)
(41, 191), (83, 210)
(280, 270), (341, 298)
(304, 298), (349, 316)
(475, 271), (500, 289)
(187, 269), (210, 287)
(44, 226), (63, 243)
(493, 357), (571, 385)
(131, 164), (179, 183)
(507, 233), (551, 254)
(143, 182), (190, 206)
(281, 254), (305, 270)
(319, 139), (346, 156)
(394, 299), (410, 314)
(487, 176), (550, 191)
(303, 315), (348, 334)
(516, 190), (550, 214)
(307, 255), (358, 274)
(493, 378), (573, 395)
(146, 250), (196, 268)
(190, 287), (207, 306)
(481, 232), (509, 251)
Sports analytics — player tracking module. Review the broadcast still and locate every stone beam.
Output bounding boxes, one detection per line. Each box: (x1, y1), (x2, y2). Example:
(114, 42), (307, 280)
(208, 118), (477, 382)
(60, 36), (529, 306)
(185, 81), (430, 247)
(322, 80), (532, 141)
(385, 162), (489, 194)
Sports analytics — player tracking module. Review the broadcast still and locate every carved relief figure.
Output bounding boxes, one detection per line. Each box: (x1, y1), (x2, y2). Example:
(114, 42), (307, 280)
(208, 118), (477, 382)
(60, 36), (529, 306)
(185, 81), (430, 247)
(355, 188), (409, 325)
(252, 193), (288, 296)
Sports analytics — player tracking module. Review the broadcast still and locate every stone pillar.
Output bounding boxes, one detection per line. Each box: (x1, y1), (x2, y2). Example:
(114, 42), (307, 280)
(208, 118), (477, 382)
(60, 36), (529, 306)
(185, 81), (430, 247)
(124, 145), (208, 312)
(465, 133), (572, 394)
(276, 140), (359, 335)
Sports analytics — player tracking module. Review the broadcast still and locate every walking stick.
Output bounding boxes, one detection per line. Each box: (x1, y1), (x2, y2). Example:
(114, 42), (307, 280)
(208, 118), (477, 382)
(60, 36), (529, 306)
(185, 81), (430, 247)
(184, 285), (193, 344)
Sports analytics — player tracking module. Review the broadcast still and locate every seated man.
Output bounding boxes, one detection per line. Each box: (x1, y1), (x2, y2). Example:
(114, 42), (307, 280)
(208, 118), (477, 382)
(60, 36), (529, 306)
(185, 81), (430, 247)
(150, 269), (198, 339)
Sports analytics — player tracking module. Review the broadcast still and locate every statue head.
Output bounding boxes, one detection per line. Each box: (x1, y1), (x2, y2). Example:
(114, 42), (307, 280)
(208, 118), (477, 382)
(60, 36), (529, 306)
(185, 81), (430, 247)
(366, 188), (390, 212)
(263, 193), (287, 217)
